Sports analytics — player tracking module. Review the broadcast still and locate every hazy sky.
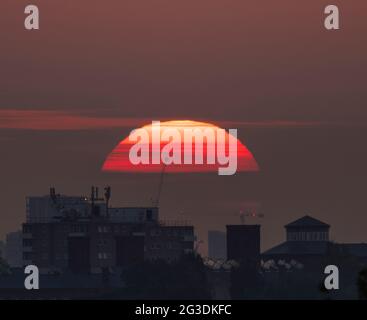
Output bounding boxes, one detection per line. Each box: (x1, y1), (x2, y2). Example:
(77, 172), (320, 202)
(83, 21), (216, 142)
(1, 0), (366, 253)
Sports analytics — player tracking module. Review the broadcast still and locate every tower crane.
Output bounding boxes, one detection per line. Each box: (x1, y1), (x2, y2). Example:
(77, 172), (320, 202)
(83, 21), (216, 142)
(235, 209), (264, 224)
(153, 163), (166, 207)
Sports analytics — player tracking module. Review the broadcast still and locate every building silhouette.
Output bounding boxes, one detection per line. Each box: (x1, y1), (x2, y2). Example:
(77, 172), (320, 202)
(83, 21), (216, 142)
(285, 215), (330, 241)
(259, 215), (367, 299)
(262, 215), (367, 267)
(226, 224), (261, 299)
(226, 225), (260, 265)
(4, 231), (23, 268)
(262, 216), (331, 266)
(0, 241), (4, 259)
(22, 187), (195, 274)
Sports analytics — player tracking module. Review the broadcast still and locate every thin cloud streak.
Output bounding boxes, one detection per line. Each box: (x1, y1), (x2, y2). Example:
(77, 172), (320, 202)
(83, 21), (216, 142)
(0, 109), (363, 131)
(0, 109), (147, 130)
(219, 120), (360, 129)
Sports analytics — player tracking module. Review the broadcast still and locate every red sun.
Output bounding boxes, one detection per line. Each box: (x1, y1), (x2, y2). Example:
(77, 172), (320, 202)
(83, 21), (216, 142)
(102, 120), (259, 174)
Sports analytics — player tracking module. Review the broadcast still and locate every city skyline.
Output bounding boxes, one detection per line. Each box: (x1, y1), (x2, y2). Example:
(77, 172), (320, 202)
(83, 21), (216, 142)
(2, 183), (367, 257)
(1, 0), (367, 255)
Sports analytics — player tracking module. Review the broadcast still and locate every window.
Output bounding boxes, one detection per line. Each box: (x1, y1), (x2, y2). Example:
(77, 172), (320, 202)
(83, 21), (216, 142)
(23, 225), (32, 233)
(150, 229), (161, 237)
(146, 209), (153, 221)
(98, 252), (109, 260)
(93, 205), (101, 216)
(23, 252), (32, 260)
(98, 226), (109, 233)
(71, 224), (87, 233)
(23, 239), (32, 247)
(168, 243), (176, 249)
(98, 239), (107, 246)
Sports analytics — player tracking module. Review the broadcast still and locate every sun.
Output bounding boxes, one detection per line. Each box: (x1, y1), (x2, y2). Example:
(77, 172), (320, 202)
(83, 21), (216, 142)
(102, 120), (259, 174)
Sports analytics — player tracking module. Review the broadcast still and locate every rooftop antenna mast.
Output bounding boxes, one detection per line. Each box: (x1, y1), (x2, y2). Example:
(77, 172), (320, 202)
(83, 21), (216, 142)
(104, 186), (111, 216)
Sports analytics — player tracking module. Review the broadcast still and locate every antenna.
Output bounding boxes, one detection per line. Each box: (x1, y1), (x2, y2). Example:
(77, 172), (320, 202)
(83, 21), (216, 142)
(50, 187), (56, 203)
(90, 186), (96, 217)
(104, 186), (111, 216)
(91, 186), (95, 202)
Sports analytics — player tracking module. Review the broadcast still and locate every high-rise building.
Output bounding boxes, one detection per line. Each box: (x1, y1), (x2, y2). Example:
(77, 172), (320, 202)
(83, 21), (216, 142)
(22, 187), (195, 274)
(208, 231), (226, 260)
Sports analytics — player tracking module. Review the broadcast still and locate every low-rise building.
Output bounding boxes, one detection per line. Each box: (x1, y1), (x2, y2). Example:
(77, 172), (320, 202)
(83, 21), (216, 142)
(262, 215), (367, 268)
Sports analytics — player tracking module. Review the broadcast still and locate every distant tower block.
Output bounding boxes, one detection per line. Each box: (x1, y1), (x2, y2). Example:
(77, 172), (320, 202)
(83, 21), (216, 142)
(208, 231), (227, 260)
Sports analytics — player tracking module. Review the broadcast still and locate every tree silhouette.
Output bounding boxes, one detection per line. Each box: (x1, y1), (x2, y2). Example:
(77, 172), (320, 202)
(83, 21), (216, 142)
(357, 268), (367, 300)
(120, 253), (211, 299)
